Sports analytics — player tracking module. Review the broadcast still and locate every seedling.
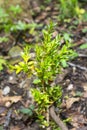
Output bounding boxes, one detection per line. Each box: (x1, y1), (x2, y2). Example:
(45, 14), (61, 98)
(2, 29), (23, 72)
(11, 23), (77, 129)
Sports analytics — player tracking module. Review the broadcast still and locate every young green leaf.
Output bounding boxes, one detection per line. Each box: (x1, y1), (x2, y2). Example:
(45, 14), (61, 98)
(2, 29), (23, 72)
(0, 37), (9, 43)
(20, 108), (33, 116)
(9, 5), (22, 15)
(61, 59), (68, 68)
(80, 43), (87, 49)
(33, 79), (41, 84)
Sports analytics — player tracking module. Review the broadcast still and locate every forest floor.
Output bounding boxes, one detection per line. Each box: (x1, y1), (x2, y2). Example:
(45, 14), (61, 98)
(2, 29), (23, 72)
(0, 1), (87, 130)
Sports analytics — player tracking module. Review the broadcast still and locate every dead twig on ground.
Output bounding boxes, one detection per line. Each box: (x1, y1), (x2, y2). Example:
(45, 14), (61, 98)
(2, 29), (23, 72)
(4, 109), (12, 130)
(68, 62), (87, 71)
(49, 105), (68, 130)
(78, 53), (87, 58)
(47, 108), (50, 130)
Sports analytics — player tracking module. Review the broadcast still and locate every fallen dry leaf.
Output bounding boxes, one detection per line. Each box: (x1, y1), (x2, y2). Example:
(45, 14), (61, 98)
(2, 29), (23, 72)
(0, 89), (22, 106)
(4, 96), (21, 103)
(70, 114), (85, 129)
(66, 97), (79, 109)
(83, 92), (87, 98)
(71, 129), (76, 130)
(82, 82), (87, 98)
(10, 126), (21, 130)
(82, 82), (87, 91)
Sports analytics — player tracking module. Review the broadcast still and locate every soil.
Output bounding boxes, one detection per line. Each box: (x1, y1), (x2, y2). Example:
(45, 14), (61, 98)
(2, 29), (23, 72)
(0, 1), (87, 130)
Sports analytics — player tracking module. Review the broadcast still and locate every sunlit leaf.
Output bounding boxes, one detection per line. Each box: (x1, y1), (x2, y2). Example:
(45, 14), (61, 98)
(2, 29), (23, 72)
(80, 43), (87, 49)
(33, 79), (41, 84)
(61, 59), (68, 68)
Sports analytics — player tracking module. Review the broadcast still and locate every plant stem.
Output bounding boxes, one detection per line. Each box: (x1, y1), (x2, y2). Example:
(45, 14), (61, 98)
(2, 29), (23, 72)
(46, 108), (50, 130)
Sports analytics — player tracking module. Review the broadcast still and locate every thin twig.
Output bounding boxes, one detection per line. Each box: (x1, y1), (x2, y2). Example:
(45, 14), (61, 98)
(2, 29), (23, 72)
(78, 53), (87, 58)
(68, 62), (87, 71)
(4, 109), (12, 130)
(49, 105), (68, 130)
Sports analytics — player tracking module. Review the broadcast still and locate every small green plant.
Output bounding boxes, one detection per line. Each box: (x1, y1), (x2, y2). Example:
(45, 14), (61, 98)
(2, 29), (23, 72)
(11, 23), (77, 129)
(9, 5), (22, 16)
(0, 5), (22, 32)
(31, 23), (77, 127)
(59, 0), (85, 21)
(0, 4), (38, 34)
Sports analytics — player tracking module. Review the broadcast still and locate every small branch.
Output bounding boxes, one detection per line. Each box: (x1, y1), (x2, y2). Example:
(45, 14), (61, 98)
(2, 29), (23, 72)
(68, 62), (87, 71)
(78, 53), (87, 58)
(49, 105), (68, 130)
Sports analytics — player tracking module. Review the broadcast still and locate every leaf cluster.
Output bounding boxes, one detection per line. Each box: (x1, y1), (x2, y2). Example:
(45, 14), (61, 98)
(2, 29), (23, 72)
(0, 5), (38, 33)
(59, 0), (85, 20)
(11, 46), (34, 75)
(35, 23), (77, 84)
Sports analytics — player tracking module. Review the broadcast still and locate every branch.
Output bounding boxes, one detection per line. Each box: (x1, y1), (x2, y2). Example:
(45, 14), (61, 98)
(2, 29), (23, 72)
(78, 53), (87, 58)
(49, 105), (68, 130)
(68, 62), (87, 71)
(47, 108), (51, 130)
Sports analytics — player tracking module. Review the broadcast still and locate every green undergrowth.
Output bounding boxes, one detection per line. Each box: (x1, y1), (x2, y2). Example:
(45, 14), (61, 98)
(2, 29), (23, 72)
(10, 22), (77, 129)
(0, 3), (39, 42)
(59, 0), (85, 21)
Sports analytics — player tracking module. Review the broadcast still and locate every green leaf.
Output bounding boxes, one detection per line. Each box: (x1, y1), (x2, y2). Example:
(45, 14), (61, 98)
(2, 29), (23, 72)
(20, 108), (33, 116)
(75, 91), (83, 97)
(10, 21), (30, 31)
(0, 7), (8, 18)
(14, 64), (22, 74)
(33, 79), (41, 84)
(61, 59), (68, 68)
(63, 33), (71, 42)
(82, 28), (87, 33)
(9, 5), (22, 14)
(29, 105), (35, 111)
(80, 43), (87, 49)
